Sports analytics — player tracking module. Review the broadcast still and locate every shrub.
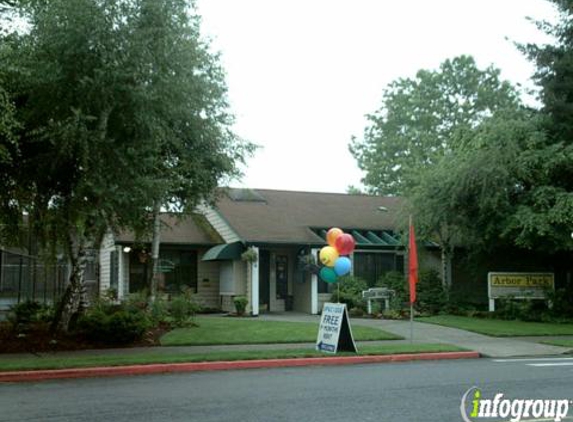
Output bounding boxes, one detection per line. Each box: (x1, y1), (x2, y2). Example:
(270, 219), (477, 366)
(417, 269), (448, 314)
(124, 290), (149, 312)
(377, 269), (448, 315)
(331, 276), (368, 310)
(382, 309), (405, 320)
(8, 301), (54, 325)
(377, 271), (407, 310)
(169, 294), (200, 327)
(546, 288), (573, 319)
(233, 296), (249, 316)
(107, 311), (149, 344)
(493, 297), (547, 322)
(148, 295), (170, 325)
(76, 304), (150, 345)
(349, 307), (364, 317)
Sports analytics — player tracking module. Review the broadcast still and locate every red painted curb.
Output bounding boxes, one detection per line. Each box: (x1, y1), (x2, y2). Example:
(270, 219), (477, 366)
(0, 351), (480, 383)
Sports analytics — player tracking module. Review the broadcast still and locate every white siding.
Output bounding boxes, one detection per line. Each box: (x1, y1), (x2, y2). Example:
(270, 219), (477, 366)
(196, 249), (221, 309)
(234, 260), (247, 295)
(219, 262), (235, 295)
(221, 295), (235, 313)
(98, 232), (117, 296)
(219, 260), (247, 296)
(119, 251), (129, 299)
(197, 204), (241, 243)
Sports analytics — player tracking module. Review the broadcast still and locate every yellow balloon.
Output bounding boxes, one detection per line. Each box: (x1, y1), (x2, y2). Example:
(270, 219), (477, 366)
(319, 246), (339, 267)
(326, 227), (343, 247)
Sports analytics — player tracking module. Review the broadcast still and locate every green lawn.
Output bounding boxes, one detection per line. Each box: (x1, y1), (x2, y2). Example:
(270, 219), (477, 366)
(160, 316), (402, 346)
(418, 315), (573, 337)
(0, 343), (465, 372)
(540, 339), (573, 348)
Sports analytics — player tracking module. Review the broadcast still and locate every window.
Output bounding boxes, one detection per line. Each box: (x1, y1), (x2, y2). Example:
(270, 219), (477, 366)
(318, 277), (335, 294)
(160, 249), (198, 294)
(354, 252), (403, 287)
(110, 251), (118, 291)
(129, 250), (149, 293)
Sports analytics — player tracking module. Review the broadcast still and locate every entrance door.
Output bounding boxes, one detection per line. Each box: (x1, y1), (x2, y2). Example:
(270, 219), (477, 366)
(258, 250), (270, 311)
(129, 249), (149, 293)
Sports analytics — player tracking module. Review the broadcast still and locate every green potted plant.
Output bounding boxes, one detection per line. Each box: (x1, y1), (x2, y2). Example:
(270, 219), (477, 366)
(233, 296), (249, 316)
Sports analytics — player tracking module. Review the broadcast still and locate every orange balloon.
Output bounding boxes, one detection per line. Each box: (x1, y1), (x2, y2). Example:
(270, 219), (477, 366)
(326, 227), (343, 247)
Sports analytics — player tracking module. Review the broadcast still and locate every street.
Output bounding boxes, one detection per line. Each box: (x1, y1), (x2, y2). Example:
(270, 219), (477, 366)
(1, 358), (572, 422)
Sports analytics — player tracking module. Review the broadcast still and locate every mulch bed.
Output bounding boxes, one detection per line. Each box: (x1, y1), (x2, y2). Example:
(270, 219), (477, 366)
(0, 322), (169, 354)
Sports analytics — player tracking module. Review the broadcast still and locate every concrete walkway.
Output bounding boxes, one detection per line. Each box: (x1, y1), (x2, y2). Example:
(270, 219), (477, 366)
(258, 313), (573, 358)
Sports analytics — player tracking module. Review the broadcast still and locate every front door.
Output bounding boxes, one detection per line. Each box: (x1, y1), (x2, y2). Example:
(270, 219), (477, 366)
(129, 249), (149, 293)
(258, 250), (270, 311)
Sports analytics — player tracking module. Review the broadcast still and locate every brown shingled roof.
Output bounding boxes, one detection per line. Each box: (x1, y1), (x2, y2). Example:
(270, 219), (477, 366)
(215, 188), (403, 244)
(116, 213), (220, 245)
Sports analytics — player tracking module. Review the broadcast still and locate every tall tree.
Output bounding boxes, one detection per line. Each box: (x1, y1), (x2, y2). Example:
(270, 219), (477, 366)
(411, 109), (573, 257)
(350, 55), (520, 196)
(0, 0), (253, 331)
(407, 2), (573, 287)
(113, 0), (254, 299)
(521, 0), (573, 145)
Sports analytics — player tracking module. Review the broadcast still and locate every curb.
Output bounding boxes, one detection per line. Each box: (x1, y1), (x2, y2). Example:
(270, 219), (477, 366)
(0, 351), (479, 383)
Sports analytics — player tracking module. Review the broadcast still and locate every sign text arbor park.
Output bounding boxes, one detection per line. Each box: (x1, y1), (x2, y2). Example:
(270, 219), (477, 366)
(488, 272), (554, 312)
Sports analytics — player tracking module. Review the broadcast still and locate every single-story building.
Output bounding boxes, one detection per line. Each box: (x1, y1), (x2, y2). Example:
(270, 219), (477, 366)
(99, 188), (441, 315)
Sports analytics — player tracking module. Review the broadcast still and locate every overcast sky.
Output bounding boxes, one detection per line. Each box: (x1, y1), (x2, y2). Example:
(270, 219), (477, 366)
(195, 0), (558, 194)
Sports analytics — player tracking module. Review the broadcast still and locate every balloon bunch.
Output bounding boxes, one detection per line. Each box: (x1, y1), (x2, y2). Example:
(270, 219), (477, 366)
(318, 228), (356, 283)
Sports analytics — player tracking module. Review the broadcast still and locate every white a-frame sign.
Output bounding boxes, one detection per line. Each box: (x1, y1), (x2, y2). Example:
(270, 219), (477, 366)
(316, 302), (358, 354)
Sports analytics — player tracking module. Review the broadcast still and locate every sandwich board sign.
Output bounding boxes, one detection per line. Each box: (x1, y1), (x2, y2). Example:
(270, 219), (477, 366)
(316, 302), (358, 354)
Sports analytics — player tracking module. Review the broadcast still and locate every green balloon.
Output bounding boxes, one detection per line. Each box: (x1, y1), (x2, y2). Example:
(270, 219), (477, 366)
(320, 267), (338, 284)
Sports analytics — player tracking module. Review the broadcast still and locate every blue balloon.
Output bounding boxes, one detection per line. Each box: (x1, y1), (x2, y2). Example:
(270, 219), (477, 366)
(319, 267), (338, 284)
(334, 256), (352, 276)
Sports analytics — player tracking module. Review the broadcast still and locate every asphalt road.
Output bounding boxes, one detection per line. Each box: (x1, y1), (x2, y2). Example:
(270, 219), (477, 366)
(1, 357), (573, 422)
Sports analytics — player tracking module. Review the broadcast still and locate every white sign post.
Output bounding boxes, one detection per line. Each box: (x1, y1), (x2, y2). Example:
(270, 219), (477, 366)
(316, 302), (358, 354)
(362, 287), (394, 315)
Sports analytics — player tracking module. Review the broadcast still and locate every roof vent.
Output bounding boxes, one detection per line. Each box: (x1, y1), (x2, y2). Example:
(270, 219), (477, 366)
(227, 189), (266, 203)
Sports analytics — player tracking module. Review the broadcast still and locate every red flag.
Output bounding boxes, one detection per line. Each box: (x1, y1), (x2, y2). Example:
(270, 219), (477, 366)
(408, 218), (418, 304)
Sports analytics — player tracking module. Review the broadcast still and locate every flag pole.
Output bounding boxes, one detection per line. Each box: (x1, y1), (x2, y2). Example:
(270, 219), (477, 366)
(409, 215), (413, 343)
(408, 214), (417, 344)
(410, 302), (414, 343)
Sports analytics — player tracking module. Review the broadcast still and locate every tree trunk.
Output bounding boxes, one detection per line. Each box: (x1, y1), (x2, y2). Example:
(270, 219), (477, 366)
(51, 227), (89, 333)
(149, 201), (161, 302)
(441, 245), (453, 289)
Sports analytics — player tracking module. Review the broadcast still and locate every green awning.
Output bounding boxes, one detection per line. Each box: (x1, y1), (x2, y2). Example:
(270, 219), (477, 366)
(202, 242), (245, 261)
(311, 228), (402, 247)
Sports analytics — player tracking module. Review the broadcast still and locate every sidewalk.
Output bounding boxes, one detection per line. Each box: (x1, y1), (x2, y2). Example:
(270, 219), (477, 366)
(3, 313), (569, 361)
(0, 332), (479, 382)
(0, 339), (412, 360)
(258, 313), (573, 358)
(1, 313), (571, 382)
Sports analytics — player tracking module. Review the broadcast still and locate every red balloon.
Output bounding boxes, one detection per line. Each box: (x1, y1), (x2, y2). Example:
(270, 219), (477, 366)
(335, 233), (355, 255)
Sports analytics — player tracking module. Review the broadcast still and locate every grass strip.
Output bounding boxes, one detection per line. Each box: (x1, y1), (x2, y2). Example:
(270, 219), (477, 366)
(418, 315), (573, 337)
(540, 339), (573, 348)
(0, 343), (465, 372)
(160, 316), (401, 346)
